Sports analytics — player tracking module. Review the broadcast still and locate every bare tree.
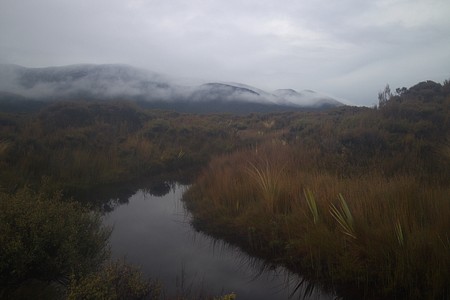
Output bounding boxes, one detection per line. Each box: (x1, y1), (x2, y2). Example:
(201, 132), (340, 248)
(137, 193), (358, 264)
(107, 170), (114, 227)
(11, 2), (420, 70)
(378, 84), (392, 108)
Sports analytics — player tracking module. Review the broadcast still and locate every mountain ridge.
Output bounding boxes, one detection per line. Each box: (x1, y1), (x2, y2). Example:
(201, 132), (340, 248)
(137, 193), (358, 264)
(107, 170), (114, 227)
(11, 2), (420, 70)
(0, 64), (345, 113)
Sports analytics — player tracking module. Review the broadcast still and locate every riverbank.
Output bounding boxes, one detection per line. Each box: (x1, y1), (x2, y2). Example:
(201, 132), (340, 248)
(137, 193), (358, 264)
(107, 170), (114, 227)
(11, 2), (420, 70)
(182, 83), (450, 299)
(183, 145), (450, 299)
(104, 183), (335, 300)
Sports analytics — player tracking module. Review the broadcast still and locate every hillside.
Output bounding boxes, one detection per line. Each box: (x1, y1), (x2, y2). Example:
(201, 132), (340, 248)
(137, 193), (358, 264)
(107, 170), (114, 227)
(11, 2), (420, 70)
(0, 64), (344, 113)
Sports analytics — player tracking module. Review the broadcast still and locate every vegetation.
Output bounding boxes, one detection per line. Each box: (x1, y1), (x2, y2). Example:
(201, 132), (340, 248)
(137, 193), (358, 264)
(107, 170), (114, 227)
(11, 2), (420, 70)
(0, 184), (110, 298)
(0, 79), (448, 299)
(0, 185), (109, 286)
(184, 80), (450, 299)
(67, 260), (161, 300)
(0, 100), (241, 193)
(0, 184), (168, 300)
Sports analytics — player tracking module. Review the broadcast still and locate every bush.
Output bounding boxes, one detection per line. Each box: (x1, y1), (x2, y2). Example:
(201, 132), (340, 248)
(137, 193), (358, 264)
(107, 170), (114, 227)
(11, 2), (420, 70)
(67, 260), (160, 300)
(0, 187), (110, 286)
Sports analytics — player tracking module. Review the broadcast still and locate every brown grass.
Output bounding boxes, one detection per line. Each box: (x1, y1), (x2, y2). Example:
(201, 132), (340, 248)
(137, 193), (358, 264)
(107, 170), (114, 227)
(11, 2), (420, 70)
(184, 143), (450, 299)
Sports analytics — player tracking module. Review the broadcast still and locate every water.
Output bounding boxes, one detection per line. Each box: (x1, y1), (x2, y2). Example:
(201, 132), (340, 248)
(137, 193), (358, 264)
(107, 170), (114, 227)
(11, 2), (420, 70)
(103, 183), (336, 300)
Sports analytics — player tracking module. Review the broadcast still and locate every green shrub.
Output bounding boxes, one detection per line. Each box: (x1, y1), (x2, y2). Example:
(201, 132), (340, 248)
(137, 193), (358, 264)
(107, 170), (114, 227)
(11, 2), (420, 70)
(67, 260), (160, 300)
(0, 187), (110, 285)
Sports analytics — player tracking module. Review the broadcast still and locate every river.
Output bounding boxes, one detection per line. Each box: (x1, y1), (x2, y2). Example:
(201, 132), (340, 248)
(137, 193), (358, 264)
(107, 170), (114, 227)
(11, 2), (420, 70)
(103, 182), (336, 300)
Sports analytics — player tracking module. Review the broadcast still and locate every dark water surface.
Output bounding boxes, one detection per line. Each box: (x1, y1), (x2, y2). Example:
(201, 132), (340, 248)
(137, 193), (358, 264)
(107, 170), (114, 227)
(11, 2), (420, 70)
(103, 183), (336, 300)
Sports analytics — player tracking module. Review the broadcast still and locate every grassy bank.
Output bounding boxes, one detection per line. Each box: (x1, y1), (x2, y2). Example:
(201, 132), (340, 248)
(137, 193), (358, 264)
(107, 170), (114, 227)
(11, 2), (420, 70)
(184, 81), (450, 299)
(184, 147), (449, 299)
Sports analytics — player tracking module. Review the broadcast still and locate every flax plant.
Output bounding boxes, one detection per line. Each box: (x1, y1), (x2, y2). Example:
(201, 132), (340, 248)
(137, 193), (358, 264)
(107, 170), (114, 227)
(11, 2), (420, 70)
(304, 188), (319, 224)
(329, 194), (356, 239)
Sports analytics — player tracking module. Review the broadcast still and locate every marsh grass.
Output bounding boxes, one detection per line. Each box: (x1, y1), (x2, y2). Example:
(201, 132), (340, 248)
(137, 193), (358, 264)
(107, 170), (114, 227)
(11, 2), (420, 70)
(246, 160), (284, 214)
(184, 145), (450, 299)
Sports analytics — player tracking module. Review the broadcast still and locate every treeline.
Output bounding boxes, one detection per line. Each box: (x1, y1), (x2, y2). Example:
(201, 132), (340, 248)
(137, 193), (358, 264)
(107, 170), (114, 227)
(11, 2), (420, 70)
(184, 80), (450, 299)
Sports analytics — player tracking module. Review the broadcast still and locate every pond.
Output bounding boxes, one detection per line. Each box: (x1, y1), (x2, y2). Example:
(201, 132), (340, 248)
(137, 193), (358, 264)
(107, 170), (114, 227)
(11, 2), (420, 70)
(103, 183), (336, 300)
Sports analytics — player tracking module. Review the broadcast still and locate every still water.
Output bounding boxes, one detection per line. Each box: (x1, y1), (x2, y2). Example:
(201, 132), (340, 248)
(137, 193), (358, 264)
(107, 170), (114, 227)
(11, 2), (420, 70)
(103, 183), (336, 300)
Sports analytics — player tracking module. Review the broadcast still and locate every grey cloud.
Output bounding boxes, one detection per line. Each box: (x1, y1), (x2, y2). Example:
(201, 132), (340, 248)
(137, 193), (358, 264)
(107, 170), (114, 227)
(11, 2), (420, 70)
(0, 0), (449, 106)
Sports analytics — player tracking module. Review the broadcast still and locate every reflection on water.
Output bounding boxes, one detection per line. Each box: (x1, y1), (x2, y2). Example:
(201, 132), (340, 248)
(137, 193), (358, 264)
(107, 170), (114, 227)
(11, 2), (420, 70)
(103, 183), (336, 300)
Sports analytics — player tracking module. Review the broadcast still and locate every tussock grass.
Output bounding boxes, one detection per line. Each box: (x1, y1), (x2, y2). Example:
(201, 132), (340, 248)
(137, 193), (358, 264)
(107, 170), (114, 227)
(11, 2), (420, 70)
(184, 144), (450, 299)
(246, 160), (283, 214)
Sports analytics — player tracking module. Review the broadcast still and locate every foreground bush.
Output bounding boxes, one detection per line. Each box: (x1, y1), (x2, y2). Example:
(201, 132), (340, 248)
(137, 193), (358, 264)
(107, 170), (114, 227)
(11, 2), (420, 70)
(0, 187), (110, 286)
(67, 260), (161, 300)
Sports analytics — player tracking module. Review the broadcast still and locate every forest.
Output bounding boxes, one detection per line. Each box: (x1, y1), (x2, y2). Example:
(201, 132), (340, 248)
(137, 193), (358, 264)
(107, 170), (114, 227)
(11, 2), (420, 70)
(0, 80), (449, 299)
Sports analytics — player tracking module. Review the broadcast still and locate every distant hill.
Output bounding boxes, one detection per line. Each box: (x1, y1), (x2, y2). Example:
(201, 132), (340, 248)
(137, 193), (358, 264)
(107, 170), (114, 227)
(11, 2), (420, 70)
(0, 64), (344, 113)
(273, 88), (343, 108)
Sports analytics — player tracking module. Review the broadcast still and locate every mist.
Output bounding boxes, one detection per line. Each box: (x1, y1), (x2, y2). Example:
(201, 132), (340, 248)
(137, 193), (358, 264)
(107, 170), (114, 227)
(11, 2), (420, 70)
(0, 64), (344, 109)
(1, 0), (449, 105)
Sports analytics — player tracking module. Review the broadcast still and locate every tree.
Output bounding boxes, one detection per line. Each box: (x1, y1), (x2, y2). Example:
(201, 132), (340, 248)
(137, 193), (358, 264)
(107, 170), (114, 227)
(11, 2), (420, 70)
(395, 87), (407, 96)
(378, 84), (392, 108)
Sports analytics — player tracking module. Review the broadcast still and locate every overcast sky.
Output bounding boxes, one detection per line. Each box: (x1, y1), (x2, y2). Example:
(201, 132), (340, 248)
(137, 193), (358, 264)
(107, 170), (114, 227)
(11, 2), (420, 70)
(1, 0), (449, 105)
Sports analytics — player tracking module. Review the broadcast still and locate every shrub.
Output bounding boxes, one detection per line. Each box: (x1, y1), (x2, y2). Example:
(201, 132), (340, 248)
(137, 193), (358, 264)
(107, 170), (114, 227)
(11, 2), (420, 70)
(0, 187), (110, 286)
(67, 260), (160, 300)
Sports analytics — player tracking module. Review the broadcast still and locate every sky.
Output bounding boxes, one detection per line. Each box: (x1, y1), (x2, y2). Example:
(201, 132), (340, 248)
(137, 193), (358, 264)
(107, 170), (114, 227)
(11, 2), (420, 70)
(1, 0), (449, 106)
